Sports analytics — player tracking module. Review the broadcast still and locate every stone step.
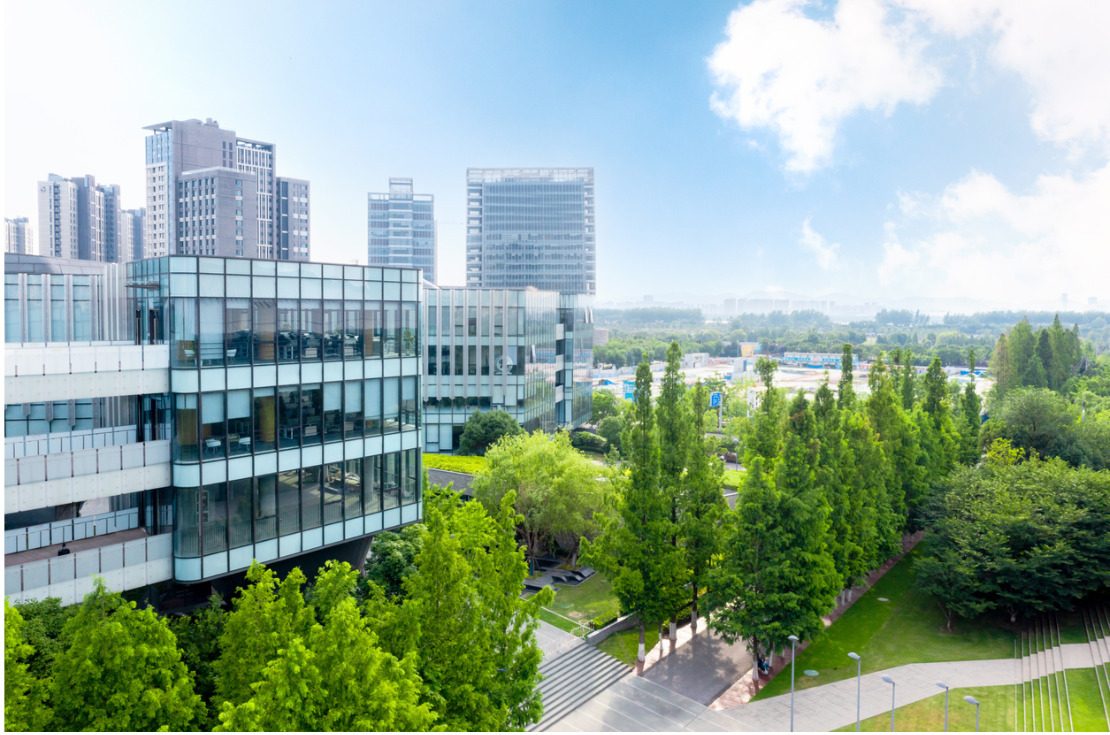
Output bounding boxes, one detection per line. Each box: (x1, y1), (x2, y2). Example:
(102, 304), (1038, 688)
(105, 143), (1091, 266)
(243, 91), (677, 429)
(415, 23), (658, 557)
(532, 643), (632, 731)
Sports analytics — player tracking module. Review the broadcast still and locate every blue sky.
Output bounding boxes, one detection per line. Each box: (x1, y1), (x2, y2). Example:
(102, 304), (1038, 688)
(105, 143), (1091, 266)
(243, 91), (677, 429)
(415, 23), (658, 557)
(5, 0), (1109, 310)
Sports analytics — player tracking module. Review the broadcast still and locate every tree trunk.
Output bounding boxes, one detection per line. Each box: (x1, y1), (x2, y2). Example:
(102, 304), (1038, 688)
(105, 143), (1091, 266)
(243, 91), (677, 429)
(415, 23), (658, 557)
(691, 587), (699, 634)
(637, 622), (646, 666)
(669, 616), (677, 648)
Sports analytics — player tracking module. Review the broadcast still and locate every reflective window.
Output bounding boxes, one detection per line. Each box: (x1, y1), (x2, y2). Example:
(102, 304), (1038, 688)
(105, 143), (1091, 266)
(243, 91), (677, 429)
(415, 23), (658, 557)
(175, 486), (200, 557)
(172, 298), (197, 367)
(364, 301), (382, 358)
(253, 299), (276, 363)
(324, 462), (344, 524)
(228, 478), (253, 548)
(202, 483), (227, 553)
(253, 387), (276, 452)
(201, 392), (226, 458)
(254, 475), (277, 542)
(173, 394), (199, 461)
(343, 380), (362, 436)
(344, 303), (362, 358)
(401, 377), (418, 431)
(227, 390), (251, 455)
(277, 300), (299, 362)
(382, 452), (401, 510)
(198, 299), (225, 366)
(363, 455), (382, 514)
(225, 299), (251, 365)
(383, 378), (400, 433)
(323, 383), (342, 443)
(277, 470), (301, 536)
(301, 384), (322, 444)
(402, 449), (419, 504)
(383, 301), (400, 358)
(301, 465), (322, 529)
(278, 386), (300, 448)
(343, 459), (362, 520)
(323, 301), (343, 360)
(364, 379), (382, 435)
(402, 302), (419, 356)
(301, 300), (322, 360)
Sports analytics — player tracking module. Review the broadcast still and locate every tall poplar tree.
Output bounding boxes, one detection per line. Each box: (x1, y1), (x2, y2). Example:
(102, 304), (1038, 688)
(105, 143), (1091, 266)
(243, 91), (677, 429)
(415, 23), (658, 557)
(583, 361), (684, 665)
(657, 342), (691, 642)
(838, 344), (856, 409)
(681, 381), (727, 633)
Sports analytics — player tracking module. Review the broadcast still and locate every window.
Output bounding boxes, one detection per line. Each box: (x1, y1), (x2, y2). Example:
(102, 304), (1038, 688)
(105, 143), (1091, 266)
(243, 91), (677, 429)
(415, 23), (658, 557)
(171, 298), (197, 367)
(253, 388), (276, 452)
(227, 390), (251, 455)
(173, 394), (199, 462)
(324, 462), (343, 524)
(254, 475), (277, 542)
(364, 379), (382, 435)
(228, 478), (253, 549)
(402, 302), (419, 356)
(323, 301), (343, 360)
(323, 383), (342, 443)
(277, 300), (299, 362)
(253, 299), (276, 363)
(200, 393), (226, 459)
(343, 459), (362, 520)
(300, 300), (322, 360)
(382, 452), (401, 510)
(402, 449), (419, 504)
(202, 483), (228, 553)
(364, 301), (382, 358)
(277, 469), (301, 535)
(301, 465), (322, 530)
(175, 486), (200, 557)
(363, 455), (382, 514)
(401, 377), (418, 431)
(344, 304), (362, 358)
(382, 378), (400, 433)
(383, 302), (400, 358)
(277, 386), (300, 448)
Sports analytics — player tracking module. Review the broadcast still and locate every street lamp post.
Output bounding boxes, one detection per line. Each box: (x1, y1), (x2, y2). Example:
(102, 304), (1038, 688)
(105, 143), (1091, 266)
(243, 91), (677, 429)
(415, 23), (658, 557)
(936, 682), (950, 731)
(964, 695), (981, 732)
(881, 676), (896, 732)
(788, 635), (799, 732)
(848, 652), (862, 731)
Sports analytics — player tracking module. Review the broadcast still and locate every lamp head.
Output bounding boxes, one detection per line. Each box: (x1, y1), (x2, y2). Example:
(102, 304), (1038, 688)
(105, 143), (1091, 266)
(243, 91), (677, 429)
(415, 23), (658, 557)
(936, 681), (949, 690)
(788, 634), (799, 642)
(847, 651), (860, 661)
(964, 696), (980, 706)
(881, 675), (895, 685)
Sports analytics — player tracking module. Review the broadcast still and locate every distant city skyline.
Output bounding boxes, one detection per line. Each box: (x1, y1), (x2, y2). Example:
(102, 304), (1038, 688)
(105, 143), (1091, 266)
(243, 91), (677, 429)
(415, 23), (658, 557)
(5, 1), (1109, 309)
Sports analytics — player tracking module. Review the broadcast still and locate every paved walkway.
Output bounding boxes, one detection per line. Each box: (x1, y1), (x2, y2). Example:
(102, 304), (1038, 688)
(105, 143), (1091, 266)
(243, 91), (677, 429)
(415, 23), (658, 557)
(642, 626), (753, 705)
(546, 638), (1109, 732)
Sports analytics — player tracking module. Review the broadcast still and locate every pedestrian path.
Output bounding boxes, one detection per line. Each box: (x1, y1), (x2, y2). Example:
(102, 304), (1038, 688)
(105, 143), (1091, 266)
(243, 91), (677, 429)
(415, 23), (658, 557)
(532, 637), (632, 731)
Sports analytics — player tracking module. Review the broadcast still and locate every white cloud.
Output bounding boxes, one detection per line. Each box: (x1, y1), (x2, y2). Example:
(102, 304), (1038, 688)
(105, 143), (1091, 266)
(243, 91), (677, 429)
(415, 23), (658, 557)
(899, 0), (1110, 151)
(878, 163), (1110, 304)
(707, 0), (941, 173)
(799, 218), (840, 269)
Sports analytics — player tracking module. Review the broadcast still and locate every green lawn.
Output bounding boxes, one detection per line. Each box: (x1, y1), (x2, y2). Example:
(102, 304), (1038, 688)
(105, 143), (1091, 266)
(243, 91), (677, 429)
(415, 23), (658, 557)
(836, 669), (1110, 732)
(837, 684), (1016, 732)
(755, 551), (1015, 700)
(422, 453), (487, 475)
(1064, 668), (1110, 731)
(722, 468), (746, 488)
(597, 625), (660, 665)
(543, 574), (621, 630)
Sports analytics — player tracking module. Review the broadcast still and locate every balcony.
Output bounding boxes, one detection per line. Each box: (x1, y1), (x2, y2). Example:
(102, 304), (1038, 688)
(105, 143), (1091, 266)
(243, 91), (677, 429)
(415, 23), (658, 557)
(5, 531), (172, 607)
(5, 342), (169, 403)
(6, 438), (171, 514)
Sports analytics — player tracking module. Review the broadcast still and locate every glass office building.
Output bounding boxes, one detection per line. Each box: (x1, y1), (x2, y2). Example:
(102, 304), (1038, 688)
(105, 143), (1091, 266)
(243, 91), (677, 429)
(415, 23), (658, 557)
(466, 168), (596, 296)
(129, 256), (423, 581)
(423, 285), (592, 452)
(5, 253), (424, 605)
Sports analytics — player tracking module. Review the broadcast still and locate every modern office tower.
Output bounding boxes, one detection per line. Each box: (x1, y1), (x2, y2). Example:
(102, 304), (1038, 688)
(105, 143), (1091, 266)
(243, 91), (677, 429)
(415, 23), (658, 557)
(37, 175), (78, 259)
(422, 285), (592, 452)
(37, 175), (122, 262)
(466, 168), (595, 295)
(5, 217), (33, 255)
(143, 119), (310, 261)
(120, 208), (145, 261)
(277, 178), (311, 262)
(368, 178), (436, 283)
(5, 254), (423, 607)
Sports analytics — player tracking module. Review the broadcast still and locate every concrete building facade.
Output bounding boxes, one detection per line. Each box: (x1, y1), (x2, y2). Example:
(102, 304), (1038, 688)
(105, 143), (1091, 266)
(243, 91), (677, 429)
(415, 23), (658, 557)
(277, 178), (311, 262)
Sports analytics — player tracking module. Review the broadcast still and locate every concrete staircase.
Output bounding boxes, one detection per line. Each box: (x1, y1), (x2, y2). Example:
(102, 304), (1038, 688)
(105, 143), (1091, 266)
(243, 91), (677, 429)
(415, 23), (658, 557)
(1083, 605), (1110, 731)
(532, 641), (632, 730)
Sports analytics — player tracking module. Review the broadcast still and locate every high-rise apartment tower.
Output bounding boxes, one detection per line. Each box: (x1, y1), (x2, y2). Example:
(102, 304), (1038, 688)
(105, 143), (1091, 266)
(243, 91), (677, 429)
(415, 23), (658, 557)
(465, 168), (595, 295)
(6, 218), (33, 255)
(37, 174), (121, 262)
(143, 119), (309, 261)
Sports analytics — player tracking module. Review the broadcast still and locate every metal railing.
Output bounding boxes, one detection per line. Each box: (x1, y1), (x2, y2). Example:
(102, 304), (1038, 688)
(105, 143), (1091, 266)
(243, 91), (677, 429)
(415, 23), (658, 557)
(5, 507), (141, 554)
(6, 438), (170, 486)
(5, 532), (172, 598)
(6, 425), (140, 459)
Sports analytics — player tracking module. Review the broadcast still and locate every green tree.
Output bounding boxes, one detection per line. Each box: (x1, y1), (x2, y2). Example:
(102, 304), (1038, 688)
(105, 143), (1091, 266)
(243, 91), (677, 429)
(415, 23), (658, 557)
(657, 342), (691, 641)
(814, 381), (861, 589)
(399, 488), (552, 730)
(11, 597), (74, 680)
(5, 600), (50, 732)
(597, 414), (624, 454)
(958, 349), (983, 464)
(50, 582), (204, 731)
(866, 354), (921, 526)
(917, 445), (1110, 625)
(472, 429), (608, 565)
(981, 387), (1079, 463)
(838, 343), (856, 409)
(583, 361), (685, 665)
(681, 381), (727, 633)
(216, 588), (433, 732)
(746, 357), (786, 464)
(167, 594), (226, 728)
(457, 409), (524, 455)
(990, 331), (1017, 398)
(591, 390), (620, 422)
(365, 524), (425, 599)
(215, 563), (315, 708)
